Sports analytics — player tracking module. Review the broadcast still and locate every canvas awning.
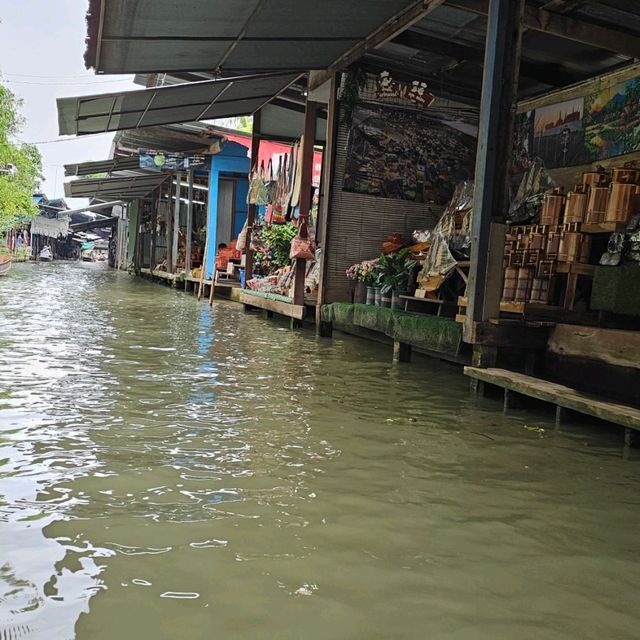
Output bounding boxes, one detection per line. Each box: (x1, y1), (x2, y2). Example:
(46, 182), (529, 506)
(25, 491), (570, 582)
(64, 174), (169, 200)
(57, 73), (299, 136)
(84, 0), (427, 75)
(30, 216), (70, 238)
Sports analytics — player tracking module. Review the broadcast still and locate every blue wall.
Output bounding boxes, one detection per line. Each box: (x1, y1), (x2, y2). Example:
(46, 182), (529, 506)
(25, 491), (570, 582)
(205, 142), (250, 279)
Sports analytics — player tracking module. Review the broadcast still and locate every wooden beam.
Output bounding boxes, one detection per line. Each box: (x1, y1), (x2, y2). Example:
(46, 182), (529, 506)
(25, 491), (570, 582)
(393, 29), (588, 87)
(448, 0), (640, 59)
(293, 100), (319, 307)
(315, 75), (339, 325)
(239, 291), (306, 320)
(171, 171), (182, 273)
(464, 367), (640, 431)
(244, 109), (261, 285)
(309, 0), (447, 91)
(464, 0), (525, 343)
(184, 169), (194, 276)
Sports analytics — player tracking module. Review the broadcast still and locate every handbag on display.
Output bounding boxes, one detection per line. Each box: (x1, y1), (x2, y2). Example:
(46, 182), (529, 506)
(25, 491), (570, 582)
(263, 159), (276, 205)
(290, 221), (315, 261)
(248, 161), (268, 206)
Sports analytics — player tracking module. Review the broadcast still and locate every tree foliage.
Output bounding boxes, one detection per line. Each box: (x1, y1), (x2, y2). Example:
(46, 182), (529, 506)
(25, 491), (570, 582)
(0, 84), (42, 231)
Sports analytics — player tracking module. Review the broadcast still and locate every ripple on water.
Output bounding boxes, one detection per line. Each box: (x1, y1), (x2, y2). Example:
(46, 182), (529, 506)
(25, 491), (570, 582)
(1, 263), (640, 640)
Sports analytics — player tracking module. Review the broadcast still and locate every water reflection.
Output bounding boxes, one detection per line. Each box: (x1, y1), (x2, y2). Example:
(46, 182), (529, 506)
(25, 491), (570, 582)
(1, 262), (639, 640)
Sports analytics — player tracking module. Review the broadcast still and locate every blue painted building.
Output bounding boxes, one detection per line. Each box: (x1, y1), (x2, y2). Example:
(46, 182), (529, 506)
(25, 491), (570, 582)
(204, 141), (250, 280)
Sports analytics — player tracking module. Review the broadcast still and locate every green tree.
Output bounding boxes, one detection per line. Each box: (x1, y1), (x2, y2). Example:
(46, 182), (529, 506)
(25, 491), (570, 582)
(0, 83), (42, 232)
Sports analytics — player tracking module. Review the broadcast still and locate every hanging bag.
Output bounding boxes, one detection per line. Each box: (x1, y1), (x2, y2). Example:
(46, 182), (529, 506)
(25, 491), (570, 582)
(290, 220), (315, 261)
(263, 159), (276, 205)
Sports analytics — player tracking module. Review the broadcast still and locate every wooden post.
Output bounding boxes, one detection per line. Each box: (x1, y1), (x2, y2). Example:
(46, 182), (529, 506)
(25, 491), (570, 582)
(315, 74), (339, 329)
(393, 340), (412, 363)
(244, 110), (261, 286)
(464, 0), (525, 344)
(293, 100), (319, 308)
(185, 169), (194, 277)
(166, 176), (174, 272)
(172, 171), (182, 274)
(150, 188), (158, 271)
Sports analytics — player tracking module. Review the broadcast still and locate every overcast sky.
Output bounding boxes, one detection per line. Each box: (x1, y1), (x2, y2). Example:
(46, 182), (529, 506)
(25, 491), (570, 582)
(0, 0), (138, 208)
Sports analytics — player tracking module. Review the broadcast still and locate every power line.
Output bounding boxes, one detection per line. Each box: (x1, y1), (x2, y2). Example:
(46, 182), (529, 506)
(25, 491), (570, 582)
(3, 72), (129, 79)
(2, 78), (131, 86)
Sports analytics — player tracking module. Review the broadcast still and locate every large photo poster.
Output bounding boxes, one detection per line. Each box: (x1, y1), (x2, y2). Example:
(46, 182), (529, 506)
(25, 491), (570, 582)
(532, 98), (588, 169)
(585, 77), (640, 161)
(343, 103), (477, 205)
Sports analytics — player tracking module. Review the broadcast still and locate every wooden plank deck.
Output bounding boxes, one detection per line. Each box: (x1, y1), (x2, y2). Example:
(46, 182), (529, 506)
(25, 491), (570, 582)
(464, 367), (640, 431)
(239, 291), (306, 321)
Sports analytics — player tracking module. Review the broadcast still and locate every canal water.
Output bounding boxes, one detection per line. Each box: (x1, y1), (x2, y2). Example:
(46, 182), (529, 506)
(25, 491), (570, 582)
(1, 262), (639, 640)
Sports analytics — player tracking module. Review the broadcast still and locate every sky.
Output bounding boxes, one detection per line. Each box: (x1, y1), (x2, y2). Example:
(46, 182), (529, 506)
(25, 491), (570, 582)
(0, 0), (138, 208)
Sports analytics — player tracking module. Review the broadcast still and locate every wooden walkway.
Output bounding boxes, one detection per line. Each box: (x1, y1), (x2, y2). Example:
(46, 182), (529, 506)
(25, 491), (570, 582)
(464, 367), (640, 433)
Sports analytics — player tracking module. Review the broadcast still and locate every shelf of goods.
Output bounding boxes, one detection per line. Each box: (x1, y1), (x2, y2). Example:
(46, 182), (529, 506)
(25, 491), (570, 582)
(500, 166), (640, 314)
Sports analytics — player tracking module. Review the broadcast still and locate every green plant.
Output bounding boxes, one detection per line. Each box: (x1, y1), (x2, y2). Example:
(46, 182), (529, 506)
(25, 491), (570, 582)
(376, 249), (416, 294)
(261, 223), (297, 271)
(0, 84), (42, 232)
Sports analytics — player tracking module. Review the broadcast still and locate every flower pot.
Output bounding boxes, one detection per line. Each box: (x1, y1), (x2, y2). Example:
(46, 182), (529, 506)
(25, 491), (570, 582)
(366, 286), (376, 306)
(380, 290), (392, 308)
(391, 289), (404, 310)
(374, 288), (382, 306)
(354, 281), (367, 304)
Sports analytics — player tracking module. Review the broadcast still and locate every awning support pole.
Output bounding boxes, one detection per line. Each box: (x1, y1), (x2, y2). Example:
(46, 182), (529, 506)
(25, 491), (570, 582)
(150, 188), (158, 270)
(172, 171), (182, 273)
(185, 169), (194, 276)
(464, 0), (524, 350)
(244, 109), (261, 286)
(293, 99), (319, 310)
(315, 74), (339, 327)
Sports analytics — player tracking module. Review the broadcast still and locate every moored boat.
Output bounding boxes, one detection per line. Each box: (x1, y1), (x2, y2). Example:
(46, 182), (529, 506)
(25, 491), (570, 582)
(0, 257), (12, 276)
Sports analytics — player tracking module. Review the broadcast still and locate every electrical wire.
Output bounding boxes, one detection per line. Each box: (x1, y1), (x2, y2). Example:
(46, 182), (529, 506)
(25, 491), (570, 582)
(2, 78), (132, 86)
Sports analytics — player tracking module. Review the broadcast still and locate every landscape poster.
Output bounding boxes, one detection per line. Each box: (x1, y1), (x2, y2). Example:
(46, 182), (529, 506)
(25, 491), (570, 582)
(532, 98), (588, 169)
(584, 77), (640, 161)
(343, 103), (477, 205)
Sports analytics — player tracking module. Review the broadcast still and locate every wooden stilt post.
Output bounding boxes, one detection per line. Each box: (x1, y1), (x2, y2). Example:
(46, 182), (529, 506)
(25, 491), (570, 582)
(293, 100), (319, 312)
(244, 110), (261, 286)
(315, 74), (339, 331)
(165, 176), (174, 272)
(464, 0), (525, 351)
(185, 169), (194, 278)
(172, 171), (182, 275)
(150, 188), (158, 271)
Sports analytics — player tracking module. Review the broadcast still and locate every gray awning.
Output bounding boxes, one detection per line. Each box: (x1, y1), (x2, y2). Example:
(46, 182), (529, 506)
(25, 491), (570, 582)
(58, 73), (299, 136)
(65, 156), (143, 177)
(65, 174), (169, 200)
(85, 0), (421, 74)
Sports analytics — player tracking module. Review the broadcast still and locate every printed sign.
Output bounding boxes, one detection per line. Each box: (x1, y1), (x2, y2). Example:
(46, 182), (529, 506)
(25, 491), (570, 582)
(139, 150), (207, 171)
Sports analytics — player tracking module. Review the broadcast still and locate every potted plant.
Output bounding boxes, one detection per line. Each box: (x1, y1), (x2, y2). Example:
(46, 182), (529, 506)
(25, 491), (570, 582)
(377, 249), (416, 310)
(346, 259), (379, 305)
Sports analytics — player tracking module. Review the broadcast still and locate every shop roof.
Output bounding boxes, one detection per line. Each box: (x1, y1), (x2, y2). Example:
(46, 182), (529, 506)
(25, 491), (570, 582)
(65, 156), (143, 177)
(133, 72), (328, 142)
(359, 1), (640, 104)
(57, 72), (299, 136)
(64, 174), (169, 200)
(84, 0), (426, 74)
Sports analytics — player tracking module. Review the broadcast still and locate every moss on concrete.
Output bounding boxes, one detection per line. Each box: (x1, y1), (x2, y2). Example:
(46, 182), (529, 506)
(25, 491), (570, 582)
(321, 303), (462, 356)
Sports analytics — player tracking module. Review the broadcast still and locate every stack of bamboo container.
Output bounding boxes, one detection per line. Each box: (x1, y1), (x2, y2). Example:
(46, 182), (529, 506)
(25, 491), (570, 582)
(502, 165), (640, 307)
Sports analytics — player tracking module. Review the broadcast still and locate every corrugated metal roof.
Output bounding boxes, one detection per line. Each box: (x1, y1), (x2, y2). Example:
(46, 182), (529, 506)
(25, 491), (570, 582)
(57, 73), (299, 136)
(65, 174), (169, 200)
(64, 156), (144, 177)
(84, 0), (424, 74)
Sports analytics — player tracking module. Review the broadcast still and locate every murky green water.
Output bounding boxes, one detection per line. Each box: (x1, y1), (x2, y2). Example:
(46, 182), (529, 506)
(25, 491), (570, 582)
(1, 262), (640, 639)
